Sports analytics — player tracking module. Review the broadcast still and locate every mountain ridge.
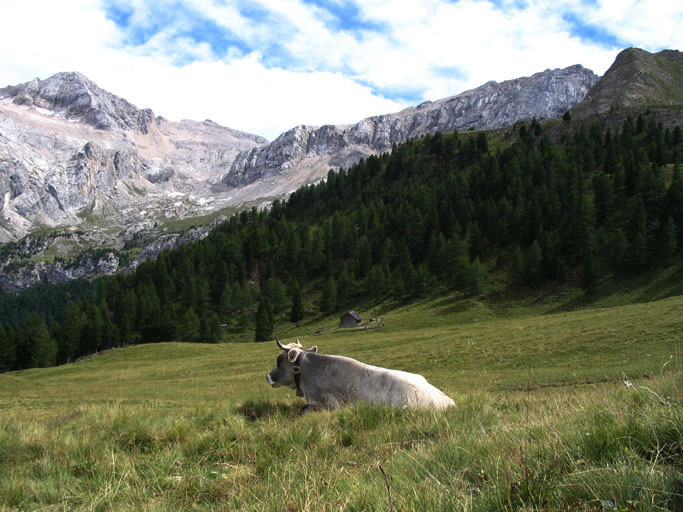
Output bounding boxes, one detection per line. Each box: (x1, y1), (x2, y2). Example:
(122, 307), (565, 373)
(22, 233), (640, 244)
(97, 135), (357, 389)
(221, 64), (599, 188)
(10, 50), (680, 290)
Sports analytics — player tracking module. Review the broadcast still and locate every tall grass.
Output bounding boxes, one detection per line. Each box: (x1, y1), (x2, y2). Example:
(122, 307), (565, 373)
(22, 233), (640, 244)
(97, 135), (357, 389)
(0, 375), (680, 510)
(1, 293), (681, 510)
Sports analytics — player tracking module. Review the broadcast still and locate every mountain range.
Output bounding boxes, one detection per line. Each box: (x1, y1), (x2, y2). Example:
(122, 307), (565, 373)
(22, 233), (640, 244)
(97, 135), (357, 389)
(0, 47), (681, 290)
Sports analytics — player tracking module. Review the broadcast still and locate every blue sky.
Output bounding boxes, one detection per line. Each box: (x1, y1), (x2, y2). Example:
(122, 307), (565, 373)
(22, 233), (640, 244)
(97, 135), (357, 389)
(1, 1), (681, 139)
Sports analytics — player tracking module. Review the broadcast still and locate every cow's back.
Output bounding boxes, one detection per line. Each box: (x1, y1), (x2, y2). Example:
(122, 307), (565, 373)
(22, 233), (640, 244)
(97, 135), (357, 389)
(301, 353), (454, 410)
(357, 364), (455, 409)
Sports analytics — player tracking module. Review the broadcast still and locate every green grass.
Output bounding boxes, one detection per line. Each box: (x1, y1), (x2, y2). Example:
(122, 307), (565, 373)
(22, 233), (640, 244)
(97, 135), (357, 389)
(653, 55), (683, 104)
(1, 293), (681, 510)
(158, 206), (239, 234)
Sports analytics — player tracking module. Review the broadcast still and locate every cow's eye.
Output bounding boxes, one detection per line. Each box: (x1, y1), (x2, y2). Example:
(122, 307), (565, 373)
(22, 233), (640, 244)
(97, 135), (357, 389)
(277, 355), (284, 365)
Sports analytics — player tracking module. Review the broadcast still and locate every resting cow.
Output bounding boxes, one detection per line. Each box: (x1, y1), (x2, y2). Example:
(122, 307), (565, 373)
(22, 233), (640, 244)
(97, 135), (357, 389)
(266, 337), (455, 411)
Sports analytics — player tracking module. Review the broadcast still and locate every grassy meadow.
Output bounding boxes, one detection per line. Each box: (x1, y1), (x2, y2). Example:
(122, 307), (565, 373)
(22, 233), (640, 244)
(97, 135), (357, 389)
(0, 290), (681, 510)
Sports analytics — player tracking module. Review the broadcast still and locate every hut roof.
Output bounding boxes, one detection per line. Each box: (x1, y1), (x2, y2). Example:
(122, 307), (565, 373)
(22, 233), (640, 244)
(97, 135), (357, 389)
(343, 311), (362, 321)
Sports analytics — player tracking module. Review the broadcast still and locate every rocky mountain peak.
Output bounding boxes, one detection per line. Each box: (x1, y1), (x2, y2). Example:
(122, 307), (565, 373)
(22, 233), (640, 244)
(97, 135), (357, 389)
(0, 71), (270, 249)
(657, 49), (683, 65)
(0, 71), (154, 132)
(571, 48), (683, 118)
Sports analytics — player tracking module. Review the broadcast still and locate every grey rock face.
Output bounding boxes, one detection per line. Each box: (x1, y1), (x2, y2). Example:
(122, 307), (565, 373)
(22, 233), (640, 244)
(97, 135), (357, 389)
(1, 72), (155, 132)
(0, 252), (120, 292)
(0, 72), (268, 244)
(223, 65), (599, 188)
(127, 220), (221, 271)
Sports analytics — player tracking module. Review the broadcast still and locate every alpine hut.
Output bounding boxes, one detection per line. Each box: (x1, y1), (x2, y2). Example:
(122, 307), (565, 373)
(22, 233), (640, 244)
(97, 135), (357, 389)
(340, 311), (362, 328)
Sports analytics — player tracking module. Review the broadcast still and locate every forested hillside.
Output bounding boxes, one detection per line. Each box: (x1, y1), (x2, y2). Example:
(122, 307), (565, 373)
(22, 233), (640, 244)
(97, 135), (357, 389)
(1, 114), (682, 371)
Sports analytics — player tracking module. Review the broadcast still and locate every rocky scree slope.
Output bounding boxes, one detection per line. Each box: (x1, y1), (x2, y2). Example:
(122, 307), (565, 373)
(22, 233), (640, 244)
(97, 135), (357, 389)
(221, 65), (599, 188)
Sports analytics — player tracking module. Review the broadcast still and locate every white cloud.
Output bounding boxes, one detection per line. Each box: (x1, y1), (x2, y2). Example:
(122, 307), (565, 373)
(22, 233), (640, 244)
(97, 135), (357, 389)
(573, 0), (683, 50)
(0, 0), (680, 140)
(0, 0), (403, 139)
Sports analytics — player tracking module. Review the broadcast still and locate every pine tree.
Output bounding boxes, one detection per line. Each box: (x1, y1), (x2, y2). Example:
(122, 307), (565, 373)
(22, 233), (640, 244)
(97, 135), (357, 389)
(307, 228), (326, 275)
(263, 278), (286, 314)
(355, 238), (372, 279)
(336, 263), (355, 303)
(195, 277), (211, 313)
(116, 289), (137, 346)
(467, 258), (487, 297)
(218, 283), (233, 322)
(139, 284), (163, 343)
(320, 277), (337, 314)
(476, 131), (489, 153)
(404, 264), (419, 298)
(365, 265), (386, 301)
(178, 308), (201, 343)
(178, 258), (197, 309)
(99, 300), (120, 351)
(629, 232), (649, 273)
(254, 298), (275, 342)
(592, 172), (613, 225)
(663, 171), (683, 241)
(626, 199), (648, 272)
(614, 164), (625, 192)
(58, 301), (86, 363)
(450, 254), (470, 290)
(581, 250), (598, 293)
(237, 312), (250, 333)
(525, 240), (543, 285)
(80, 301), (105, 354)
(24, 312), (57, 368)
(0, 325), (16, 372)
(200, 312), (222, 343)
(607, 228), (628, 274)
(511, 245), (525, 284)
(289, 278), (304, 325)
(660, 217), (678, 262)
(413, 264), (436, 298)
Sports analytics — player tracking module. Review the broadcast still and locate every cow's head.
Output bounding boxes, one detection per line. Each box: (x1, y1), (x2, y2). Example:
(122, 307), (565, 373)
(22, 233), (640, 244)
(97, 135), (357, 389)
(266, 337), (317, 388)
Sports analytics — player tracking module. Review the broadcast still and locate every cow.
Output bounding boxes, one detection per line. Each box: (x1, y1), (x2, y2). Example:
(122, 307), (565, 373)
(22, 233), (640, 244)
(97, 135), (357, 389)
(266, 337), (455, 411)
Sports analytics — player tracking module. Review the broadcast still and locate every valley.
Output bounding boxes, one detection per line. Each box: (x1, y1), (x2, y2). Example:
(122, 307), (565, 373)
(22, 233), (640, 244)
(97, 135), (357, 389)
(0, 45), (682, 511)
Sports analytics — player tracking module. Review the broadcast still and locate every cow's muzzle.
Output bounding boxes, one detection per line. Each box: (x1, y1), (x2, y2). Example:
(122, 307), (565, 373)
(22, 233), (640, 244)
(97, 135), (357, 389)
(266, 374), (279, 387)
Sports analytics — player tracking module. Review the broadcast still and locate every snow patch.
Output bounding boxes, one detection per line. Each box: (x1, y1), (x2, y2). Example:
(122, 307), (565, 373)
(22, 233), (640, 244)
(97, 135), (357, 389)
(35, 106), (56, 116)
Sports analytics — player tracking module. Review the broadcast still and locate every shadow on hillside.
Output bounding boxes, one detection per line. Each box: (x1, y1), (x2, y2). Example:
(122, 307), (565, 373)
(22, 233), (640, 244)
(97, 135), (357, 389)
(548, 262), (683, 313)
(633, 263), (683, 303)
(235, 398), (303, 421)
(432, 294), (477, 316)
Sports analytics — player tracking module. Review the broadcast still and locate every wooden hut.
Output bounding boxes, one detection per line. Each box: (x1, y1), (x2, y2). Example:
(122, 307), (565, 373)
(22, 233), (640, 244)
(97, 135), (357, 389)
(339, 311), (362, 328)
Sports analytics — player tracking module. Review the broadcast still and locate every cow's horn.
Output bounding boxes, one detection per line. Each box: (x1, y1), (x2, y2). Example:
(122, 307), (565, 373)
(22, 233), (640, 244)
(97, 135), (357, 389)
(276, 336), (286, 350)
(295, 337), (302, 348)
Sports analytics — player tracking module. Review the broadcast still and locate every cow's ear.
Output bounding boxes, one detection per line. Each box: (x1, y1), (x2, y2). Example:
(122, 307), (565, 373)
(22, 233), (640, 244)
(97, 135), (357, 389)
(308, 346), (318, 353)
(287, 348), (300, 363)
